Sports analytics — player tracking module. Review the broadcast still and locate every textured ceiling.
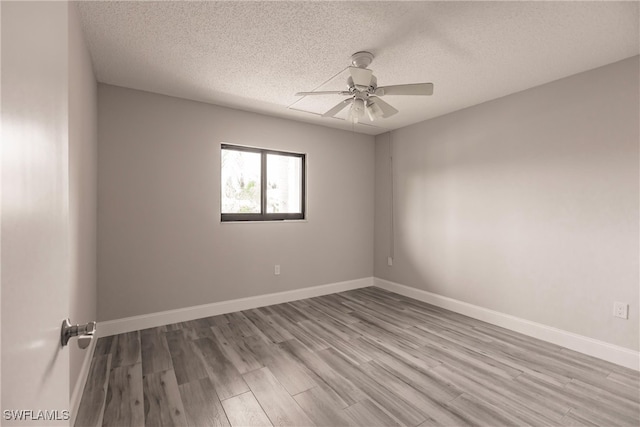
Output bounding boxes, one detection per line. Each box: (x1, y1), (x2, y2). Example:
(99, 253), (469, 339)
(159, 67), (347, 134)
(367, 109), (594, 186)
(77, 1), (639, 136)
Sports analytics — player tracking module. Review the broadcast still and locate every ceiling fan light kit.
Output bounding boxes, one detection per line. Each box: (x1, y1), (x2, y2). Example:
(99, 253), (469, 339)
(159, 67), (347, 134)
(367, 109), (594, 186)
(293, 51), (434, 124)
(366, 100), (384, 121)
(349, 97), (366, 123)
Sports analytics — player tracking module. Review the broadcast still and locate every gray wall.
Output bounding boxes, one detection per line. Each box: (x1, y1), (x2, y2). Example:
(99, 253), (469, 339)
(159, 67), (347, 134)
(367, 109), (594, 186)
(68, 3), (97, 398)
(374, 56), (639, 351)
(98, 85), (374, 321)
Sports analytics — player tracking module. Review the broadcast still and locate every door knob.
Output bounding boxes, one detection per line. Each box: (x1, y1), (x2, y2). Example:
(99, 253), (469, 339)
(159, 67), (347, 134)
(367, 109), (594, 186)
(61, 319), (96, 349)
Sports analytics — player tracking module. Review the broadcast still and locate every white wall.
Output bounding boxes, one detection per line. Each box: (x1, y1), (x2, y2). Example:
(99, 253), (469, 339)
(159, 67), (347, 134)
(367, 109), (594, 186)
(98, 85), (374, 321)
(68, 2), (97, 401)
(374, 56), (639, 351)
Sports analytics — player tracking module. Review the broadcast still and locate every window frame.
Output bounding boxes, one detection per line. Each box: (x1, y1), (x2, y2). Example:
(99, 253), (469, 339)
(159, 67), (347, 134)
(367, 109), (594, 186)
(221, 143), (306, 222)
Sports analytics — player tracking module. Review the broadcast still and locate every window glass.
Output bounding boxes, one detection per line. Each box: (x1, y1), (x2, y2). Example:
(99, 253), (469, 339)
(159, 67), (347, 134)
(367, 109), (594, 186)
(221, 149), (261, 214)
(267, 154), (302, 214)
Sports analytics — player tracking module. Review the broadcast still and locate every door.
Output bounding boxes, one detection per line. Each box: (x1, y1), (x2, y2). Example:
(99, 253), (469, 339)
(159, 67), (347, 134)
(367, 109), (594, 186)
(2, 2), (71, 425)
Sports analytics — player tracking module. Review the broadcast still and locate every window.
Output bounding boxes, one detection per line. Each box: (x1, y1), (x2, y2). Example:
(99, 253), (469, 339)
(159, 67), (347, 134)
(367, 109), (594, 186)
(221, 144), (305, 221)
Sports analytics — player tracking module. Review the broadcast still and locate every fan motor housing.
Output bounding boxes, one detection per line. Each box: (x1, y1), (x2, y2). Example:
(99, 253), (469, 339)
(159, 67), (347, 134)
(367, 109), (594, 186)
(347, 75), (377, 92)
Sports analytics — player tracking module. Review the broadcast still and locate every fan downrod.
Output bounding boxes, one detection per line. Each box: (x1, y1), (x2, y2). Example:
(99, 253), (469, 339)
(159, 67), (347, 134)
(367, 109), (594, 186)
(350, 51), (374, 69)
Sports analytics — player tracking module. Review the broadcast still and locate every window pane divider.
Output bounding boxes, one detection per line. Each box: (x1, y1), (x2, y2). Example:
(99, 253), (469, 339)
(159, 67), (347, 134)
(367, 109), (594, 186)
(261, 151), (267, 216)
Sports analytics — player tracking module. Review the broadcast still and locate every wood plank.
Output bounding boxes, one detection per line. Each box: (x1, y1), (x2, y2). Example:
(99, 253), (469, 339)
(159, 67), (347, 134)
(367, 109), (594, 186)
(226, 314), (258, 339)
(287, 299), (312, 311)
(268, 302), (310, 324)
(224, 311), (250, 324)
(342, 399), (400, 427)
(305, 297), (358, 325)
(345, 318), (421, 356)
(293, 386), (357, 427)
(564, 379), (640, 422)
(473, 323), (563, 355)
(164, 323), (181, 332)
(74, 355), (111, 427)
(193, 336), (250, 400)
(204, 314), (229, 327)
(140, 327), (172, 375)
(298, 318), (353, 343)
(431, 363), (564, 425)
(358, 361), (467, 426)
(341, 298), (418, 331)
(165, 330), (209, 385)
(211, 324), (263, 374)
(370, 357), (461, 404)
(278, 339), (363, 407)
(221, 392), (272, 427)
(416, 329), (525, 380)
(571, 374), (640, 405)
(431, 358), (569, 422)
(243, 309), (294, 343)
(317, 347), (426, 426)
(269, 314), (330, 352)
(267, 356), (317, 396)
(241, 335), (317, 395)
(414, 323), (571, 387)
(227, 312), (273, 342)
(356, 335), (441, 373)
(181, 326), (215, 340)
(111, 331), (141, 368)
(444, 393), (525, 426)
(607, 371), (640, 390)
(327, 337), (373, 365)
(179, 378), (230, 427)
(561, 411), (600, 426)
(347, 311), (421, 347)
(179, 318), (212, 330)
(93, 336), (115, 357)
(102, 363), (144, 427)
(243, 367), (315, 427)
(142, 369), (187, 426)
(514, 372), (640, 426)
(569, 407), (638, 427)
(567, 404), (639, 427)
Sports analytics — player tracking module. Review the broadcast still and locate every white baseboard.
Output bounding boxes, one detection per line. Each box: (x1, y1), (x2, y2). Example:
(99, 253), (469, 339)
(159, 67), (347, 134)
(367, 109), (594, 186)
(97, 277), (373, 338)
(69, 336), (97, 427)
(374, 278), (639, 371)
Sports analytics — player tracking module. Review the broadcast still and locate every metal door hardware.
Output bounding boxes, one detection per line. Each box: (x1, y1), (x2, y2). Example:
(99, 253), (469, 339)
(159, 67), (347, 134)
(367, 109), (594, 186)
(61, 319), (96, 349)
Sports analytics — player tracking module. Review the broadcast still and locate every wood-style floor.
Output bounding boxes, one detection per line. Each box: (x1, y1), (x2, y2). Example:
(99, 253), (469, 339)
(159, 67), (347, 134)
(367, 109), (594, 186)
(75, 287), (640, 427)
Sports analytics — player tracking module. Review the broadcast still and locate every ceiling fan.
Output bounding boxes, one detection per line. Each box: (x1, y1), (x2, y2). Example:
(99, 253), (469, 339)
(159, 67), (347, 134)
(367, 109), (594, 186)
(294, 51), (434, 123)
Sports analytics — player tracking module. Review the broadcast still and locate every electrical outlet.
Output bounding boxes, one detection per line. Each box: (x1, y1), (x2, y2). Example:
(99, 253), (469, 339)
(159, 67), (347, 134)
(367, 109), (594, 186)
(613, 302), (628, 319)
(274, 265), (280, 276)
(387, 257), (393, 266)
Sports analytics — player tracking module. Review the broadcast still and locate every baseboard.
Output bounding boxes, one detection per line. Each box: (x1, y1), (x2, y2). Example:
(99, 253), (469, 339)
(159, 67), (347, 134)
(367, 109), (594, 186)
(97, 277), (373, 338)
(69, 336), (97, 427)
(374, 278), (640, 371)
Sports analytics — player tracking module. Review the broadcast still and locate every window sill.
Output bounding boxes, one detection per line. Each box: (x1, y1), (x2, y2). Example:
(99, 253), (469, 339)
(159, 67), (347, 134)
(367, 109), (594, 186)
(220, 219), (308, 224)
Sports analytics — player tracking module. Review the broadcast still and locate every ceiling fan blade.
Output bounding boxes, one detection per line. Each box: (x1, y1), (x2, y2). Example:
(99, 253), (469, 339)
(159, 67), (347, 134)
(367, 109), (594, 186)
(376, 83), (434, 96)
(322, 99), (353, 118)
(348, 66), (373, 87)
(295, 90), (351, 96)
(370, 97), (398, 118)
